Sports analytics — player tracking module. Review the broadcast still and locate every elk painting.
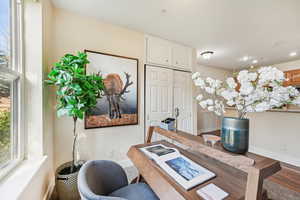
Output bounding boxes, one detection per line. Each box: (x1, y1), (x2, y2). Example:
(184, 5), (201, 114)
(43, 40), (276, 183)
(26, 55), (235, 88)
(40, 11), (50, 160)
(84, 50), (138, 128)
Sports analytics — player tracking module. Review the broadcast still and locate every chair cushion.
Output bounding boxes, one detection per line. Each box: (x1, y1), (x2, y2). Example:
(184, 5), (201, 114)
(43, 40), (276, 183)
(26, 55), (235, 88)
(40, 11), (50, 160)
(109, 183), (159, 200)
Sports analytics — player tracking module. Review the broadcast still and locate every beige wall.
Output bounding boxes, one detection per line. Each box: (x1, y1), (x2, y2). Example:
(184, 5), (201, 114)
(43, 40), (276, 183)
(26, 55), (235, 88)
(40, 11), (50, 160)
(194, 65), (232, 133)
(51, 8), (145, 168)
(225, 60), (300, 166)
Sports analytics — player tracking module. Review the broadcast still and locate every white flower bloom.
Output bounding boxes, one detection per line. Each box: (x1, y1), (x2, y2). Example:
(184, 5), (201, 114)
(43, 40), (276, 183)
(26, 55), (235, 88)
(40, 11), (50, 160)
(199, 101), (208, 109)
(245, 106), (255, 112)
(270, 86), (291, 103)
(237, 70), (250, 83)
(196, 94), (203, 101)
(214, 110), (221, 116)
(205, 87), (215, 94)
(258, 66), (285, 86)
(215, 80), (223, 88)
(269, 99), (282, 107)
(221, 89), (238, 101)
(206, 99), (214, 105)
(192, 72), (201, 80)
(255, 102), (270, 112)
(249, 72), (258, 81)
(206, 77), (214, 85)
(207, 106), (215, 112)
(237, 104), (243, 110)
(194, 78), (206, 88)
(287, 86), (300, 97)
(240, 82), (254, 95)
(226, 77), (237, 89)
(293, 96), (300, 105)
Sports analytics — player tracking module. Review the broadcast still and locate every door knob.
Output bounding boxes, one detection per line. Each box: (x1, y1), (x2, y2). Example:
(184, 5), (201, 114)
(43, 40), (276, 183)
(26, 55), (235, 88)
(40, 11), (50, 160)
(175, 107), (179, 118)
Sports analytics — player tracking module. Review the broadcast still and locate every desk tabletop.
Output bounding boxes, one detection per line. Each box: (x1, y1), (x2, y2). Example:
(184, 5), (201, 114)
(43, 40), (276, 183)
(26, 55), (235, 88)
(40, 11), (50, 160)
(129, 126), (281, 200)
(128, 140), (247, 200)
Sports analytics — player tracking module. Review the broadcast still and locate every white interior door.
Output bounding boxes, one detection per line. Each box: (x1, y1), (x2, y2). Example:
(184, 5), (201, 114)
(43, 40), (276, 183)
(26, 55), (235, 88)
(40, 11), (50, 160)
(146, 66), (173, 141)
(173, 71), (193, 133)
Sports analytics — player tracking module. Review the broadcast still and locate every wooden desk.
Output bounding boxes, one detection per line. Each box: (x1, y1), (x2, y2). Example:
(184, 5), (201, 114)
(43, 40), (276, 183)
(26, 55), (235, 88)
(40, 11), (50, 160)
(127, 126), (281, 200)
(128, 141), (247, 200)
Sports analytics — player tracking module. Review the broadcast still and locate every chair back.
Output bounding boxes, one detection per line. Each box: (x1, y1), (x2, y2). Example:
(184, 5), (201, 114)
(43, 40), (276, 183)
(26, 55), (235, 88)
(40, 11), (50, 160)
(78, 160), (128, 200)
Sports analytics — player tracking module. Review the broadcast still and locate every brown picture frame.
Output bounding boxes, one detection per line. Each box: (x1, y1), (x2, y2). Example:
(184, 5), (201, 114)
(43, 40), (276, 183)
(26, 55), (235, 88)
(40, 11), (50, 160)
(84, 50), (139, 129)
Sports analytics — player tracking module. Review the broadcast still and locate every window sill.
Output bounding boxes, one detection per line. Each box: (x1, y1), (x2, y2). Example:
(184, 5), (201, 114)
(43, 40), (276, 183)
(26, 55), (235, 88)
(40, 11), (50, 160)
(0, 156), (48, 200)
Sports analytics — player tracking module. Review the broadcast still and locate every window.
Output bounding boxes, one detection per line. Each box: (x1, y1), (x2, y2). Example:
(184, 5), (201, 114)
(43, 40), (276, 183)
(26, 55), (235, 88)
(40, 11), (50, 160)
(0, 0), (23, 178)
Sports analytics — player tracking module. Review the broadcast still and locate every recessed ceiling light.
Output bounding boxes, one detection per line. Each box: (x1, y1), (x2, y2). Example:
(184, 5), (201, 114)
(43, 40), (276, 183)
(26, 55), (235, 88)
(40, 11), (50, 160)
(252, 60), (258, 64)
(289, 52), (297, 57)
(200, 51), (214, 60)
(242, 56), (249, 62)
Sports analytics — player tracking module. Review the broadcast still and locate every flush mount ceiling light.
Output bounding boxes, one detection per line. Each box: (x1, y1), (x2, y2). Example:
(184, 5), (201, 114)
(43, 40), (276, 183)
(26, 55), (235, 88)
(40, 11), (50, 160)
(289, 52), (297, 57)
(200, 51), (214, 60)
(241, 56), (250, 62)
(252, 60), (258, 64)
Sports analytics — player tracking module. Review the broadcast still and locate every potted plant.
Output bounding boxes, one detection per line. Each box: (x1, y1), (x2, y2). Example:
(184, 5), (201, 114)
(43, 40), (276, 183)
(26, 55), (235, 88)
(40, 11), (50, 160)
(46, 52), (104, 200)
(192, 66), (300, 153)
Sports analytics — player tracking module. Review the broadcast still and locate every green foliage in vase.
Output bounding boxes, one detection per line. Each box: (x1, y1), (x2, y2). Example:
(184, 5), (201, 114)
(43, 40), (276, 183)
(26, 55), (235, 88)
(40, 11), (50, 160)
(46, 52), (104, 172)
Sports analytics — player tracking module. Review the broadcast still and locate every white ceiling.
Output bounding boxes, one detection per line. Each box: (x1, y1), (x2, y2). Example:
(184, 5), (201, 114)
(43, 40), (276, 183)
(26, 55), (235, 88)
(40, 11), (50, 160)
(52, 0), (300, 70)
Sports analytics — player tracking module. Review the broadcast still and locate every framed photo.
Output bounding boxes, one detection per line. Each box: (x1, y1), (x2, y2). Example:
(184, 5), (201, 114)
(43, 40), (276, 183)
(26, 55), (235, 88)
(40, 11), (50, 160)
(84, 50), (138, 129)
(140, 144), (215, 190)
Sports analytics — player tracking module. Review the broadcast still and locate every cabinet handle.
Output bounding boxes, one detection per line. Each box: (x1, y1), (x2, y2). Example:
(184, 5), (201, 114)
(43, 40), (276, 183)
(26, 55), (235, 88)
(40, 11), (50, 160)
(166, 59), (168, 62)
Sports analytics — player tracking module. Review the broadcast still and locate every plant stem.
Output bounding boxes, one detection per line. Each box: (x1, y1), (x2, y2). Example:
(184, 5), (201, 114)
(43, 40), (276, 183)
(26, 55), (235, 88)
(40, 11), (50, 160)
(71, 117), (78, 173)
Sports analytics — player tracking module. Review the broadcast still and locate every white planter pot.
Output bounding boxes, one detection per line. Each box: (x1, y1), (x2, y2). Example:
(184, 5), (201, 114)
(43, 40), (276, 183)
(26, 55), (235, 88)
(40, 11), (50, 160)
(55, 161), (82, 200)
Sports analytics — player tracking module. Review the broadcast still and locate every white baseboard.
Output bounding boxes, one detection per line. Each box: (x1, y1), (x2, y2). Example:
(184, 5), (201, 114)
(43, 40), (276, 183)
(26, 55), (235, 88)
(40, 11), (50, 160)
(118, 159), (134, 168)
(43, 178), (55, 200)
(249, 145), (300, 167)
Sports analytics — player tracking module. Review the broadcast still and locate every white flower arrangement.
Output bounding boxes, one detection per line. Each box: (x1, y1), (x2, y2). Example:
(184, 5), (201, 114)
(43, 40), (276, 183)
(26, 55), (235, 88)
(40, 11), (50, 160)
(193, 67), (300, 119)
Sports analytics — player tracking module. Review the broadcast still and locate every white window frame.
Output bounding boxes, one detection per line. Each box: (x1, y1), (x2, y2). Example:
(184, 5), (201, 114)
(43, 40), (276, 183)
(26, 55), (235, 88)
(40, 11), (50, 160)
(0, 0), (24, 179)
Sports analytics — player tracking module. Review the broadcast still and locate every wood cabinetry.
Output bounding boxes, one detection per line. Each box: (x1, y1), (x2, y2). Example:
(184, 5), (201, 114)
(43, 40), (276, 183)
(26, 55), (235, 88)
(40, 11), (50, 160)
(284, 69), (300, 86)
(145, 35), (192, 71)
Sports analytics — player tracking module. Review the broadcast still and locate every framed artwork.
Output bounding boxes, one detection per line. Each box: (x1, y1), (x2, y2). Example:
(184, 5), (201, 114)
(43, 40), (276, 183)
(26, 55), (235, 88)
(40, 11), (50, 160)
(84, 50), (138, 129)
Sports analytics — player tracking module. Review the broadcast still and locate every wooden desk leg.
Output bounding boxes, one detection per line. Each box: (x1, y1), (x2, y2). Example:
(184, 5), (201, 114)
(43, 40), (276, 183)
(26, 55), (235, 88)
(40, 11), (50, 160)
(245, 168), (264, 200)
(146, 126), (154, 143)
(245, 160), (281, 200)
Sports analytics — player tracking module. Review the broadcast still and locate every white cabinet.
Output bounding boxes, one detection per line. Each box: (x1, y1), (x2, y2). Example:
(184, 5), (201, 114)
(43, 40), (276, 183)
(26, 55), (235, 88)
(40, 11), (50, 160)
(145, 35), (192, 71)
(146, 36), (172, 66)
(172, 44), (192, 71)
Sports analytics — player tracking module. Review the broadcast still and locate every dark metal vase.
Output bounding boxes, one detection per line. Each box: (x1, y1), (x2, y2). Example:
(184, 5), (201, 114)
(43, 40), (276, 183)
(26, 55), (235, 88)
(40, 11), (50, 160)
(221, 117), (249, 154)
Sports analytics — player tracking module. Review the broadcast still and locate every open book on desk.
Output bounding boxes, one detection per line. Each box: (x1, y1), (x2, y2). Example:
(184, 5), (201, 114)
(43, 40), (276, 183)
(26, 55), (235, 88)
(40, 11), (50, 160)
(140, 144), (216, 190)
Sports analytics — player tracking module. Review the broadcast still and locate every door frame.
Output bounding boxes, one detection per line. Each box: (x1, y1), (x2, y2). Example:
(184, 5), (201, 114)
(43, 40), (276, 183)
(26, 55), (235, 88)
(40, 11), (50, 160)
(144, 64), (195, 140)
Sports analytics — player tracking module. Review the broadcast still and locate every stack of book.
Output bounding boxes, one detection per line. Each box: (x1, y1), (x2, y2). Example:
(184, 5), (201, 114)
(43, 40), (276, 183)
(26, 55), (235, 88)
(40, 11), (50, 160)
(140, 144), (216, 190)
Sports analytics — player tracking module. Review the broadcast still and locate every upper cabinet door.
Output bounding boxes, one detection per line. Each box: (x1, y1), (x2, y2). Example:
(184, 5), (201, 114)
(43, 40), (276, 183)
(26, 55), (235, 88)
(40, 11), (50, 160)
(284, 69), (300, 86)
(172, 44), (192, 70)
(146, 36), (172, 66)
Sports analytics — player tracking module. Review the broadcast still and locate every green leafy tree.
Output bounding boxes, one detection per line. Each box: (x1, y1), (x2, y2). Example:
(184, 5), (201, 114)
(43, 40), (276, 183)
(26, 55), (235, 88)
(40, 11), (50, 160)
(0, 111), (10, 163)
(46, 52), (104, 172)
